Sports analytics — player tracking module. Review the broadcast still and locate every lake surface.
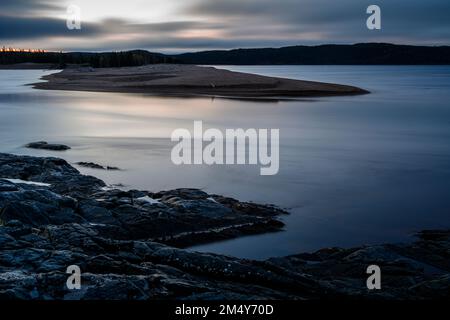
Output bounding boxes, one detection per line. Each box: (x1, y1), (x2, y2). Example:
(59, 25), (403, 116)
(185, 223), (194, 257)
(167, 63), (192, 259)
(1, 65), (449, 259)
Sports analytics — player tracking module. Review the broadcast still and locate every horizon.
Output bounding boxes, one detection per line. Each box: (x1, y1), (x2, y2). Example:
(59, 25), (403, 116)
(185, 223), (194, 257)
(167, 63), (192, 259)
(2, 42), (450, 56)
(1, 1), (450, 54)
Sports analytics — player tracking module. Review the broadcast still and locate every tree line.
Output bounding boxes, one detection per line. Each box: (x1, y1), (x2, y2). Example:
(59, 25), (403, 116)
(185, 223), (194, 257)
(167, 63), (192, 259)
(0, 50), (176, 68)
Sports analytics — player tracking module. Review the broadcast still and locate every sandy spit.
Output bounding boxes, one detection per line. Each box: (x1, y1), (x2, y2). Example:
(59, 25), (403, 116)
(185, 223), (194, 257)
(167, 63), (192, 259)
(32, 64), (369, 98)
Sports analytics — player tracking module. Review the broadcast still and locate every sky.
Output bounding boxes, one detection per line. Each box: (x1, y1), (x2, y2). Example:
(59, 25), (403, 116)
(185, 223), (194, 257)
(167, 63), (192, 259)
(1, 0), (449, 53)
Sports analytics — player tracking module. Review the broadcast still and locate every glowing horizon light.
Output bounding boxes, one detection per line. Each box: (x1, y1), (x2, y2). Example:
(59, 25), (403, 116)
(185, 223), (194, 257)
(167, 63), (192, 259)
(1, 47), (48, 53)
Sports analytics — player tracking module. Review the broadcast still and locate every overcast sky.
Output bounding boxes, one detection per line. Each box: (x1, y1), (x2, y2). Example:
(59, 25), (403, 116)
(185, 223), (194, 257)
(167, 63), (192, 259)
(1, 0), (449, 53)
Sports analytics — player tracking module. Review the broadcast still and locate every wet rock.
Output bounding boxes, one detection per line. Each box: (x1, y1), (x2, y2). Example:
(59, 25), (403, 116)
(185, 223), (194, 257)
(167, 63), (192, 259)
(0, 188), (82, 227)
(0, 180), (19, 192)
(25, 141), (71, 151)
(0, 152), (448, 300)
(0, 153), (105, 196)
(76, 162), (104, 170)
(0, 153), (285, 245)
(76, 162), (121, 171)
(409, 274), (450, 299)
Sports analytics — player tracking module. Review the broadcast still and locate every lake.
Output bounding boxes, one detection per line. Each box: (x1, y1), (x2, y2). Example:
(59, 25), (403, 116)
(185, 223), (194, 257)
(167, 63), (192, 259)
(1, 65), (449, 259)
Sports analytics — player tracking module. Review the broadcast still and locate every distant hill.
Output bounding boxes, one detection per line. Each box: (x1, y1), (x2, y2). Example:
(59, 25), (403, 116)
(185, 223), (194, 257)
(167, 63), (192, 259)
(174, 43), (450, 65)
(0, 50), (175, 68)
(2, 44), (450, 67)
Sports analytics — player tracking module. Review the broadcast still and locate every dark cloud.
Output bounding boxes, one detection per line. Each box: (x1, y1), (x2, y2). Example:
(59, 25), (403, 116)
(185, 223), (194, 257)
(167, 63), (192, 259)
(0, 15), (101, 39)
(186, 0), (362, 23)
(185, 0), (450, 46)
(0, 16), (214, 41)
(186, 0), (450, 25)
(0, 0), (62, 15)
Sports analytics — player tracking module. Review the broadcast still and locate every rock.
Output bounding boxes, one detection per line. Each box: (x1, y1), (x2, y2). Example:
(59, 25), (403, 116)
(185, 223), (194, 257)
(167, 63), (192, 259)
(76, 162), (105, 170)
(76, 162), (121, 171)
(0, 152), (448, 300)
(0, 188), (82, 226)
(409, 274), (450, 299)
(0, 153), (105, 196)
(0, 180), (19, 192)
(25, 141), (71, 151)
(0, 152), (285, 245)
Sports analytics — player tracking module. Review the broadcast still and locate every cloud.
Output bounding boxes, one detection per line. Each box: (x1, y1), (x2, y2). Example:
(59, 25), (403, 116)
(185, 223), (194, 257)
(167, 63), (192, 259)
(0, 0), (62, 15)
(184, 0), (450, 46)
(0, 15), (215, 42)
(0, 15), (101, 39)
(1, 0), (450, 52)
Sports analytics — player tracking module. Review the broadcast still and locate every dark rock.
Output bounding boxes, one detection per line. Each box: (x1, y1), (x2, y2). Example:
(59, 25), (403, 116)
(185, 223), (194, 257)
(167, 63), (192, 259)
(0, 189), (83, 226)
(76, 162), (105, 170)
(25, 141), (71, 151)
(0, 152), (448, 300)
(0, 152), (285, 245)
(0, 153), (105, 196)
(0, 180), (19, 192)
(76, 162), (121, 171)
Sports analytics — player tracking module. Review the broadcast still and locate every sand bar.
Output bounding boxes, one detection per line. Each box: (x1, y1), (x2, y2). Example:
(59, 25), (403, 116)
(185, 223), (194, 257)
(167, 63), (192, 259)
(32, 64), (369, 98)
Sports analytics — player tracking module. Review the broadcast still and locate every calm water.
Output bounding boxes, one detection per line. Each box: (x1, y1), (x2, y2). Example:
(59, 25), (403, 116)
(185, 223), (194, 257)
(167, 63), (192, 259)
(1, 66), (449, 259)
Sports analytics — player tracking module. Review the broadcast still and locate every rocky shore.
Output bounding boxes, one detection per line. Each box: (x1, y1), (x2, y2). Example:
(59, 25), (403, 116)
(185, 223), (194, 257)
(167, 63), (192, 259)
(32, 64), (368, 99)
(0, 153), (448, 300)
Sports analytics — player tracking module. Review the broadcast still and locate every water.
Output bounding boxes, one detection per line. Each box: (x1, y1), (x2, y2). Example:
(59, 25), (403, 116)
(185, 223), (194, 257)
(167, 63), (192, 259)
(0, 66), (449, 259)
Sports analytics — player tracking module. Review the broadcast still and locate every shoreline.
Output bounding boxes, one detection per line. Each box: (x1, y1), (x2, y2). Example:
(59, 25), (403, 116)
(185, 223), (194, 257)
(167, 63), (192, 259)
(0, 152), (448, 299)
(30, 64), (369, 99)
(0, 152), (288, 248)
